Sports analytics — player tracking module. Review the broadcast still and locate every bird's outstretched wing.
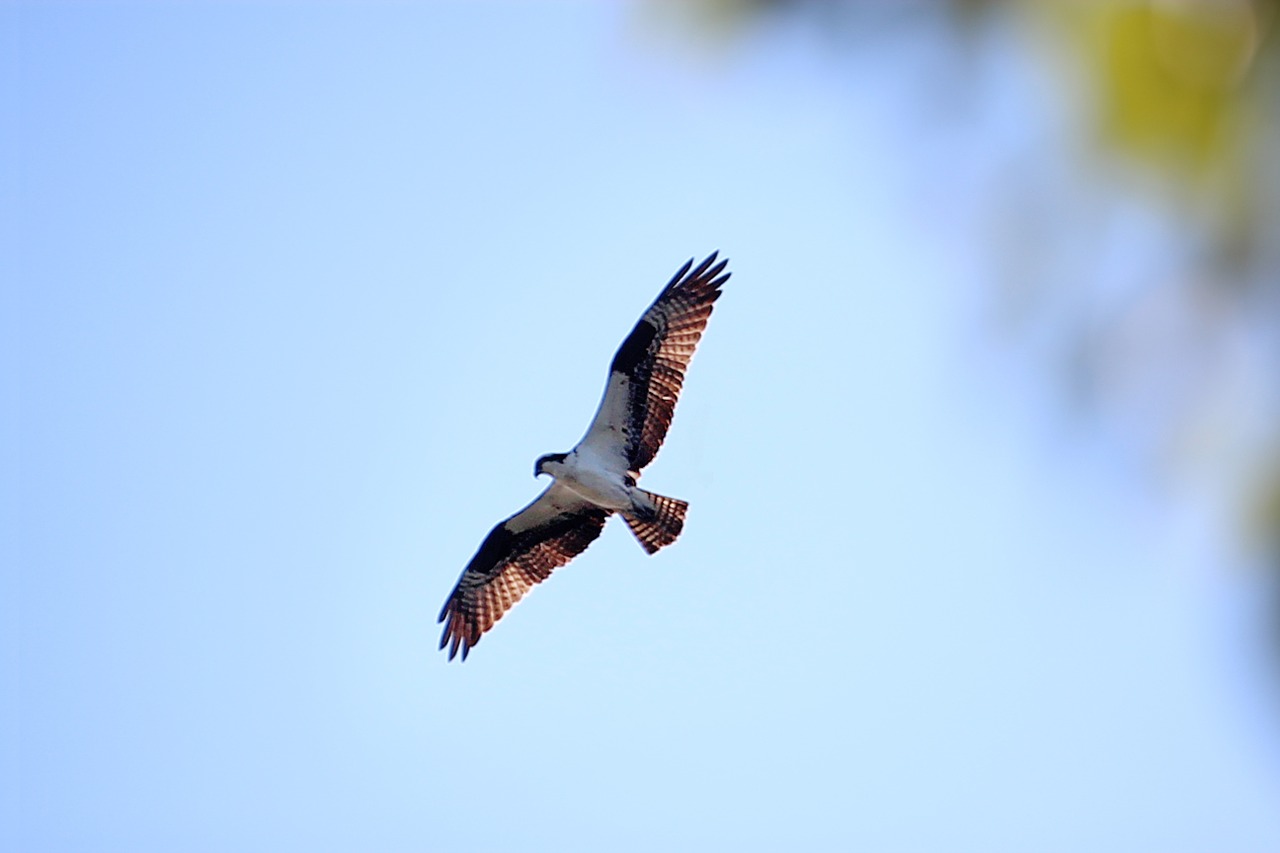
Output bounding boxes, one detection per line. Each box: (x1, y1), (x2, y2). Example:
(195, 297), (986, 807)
(438, 483), (610, 661)
(579, 252), (730, 473)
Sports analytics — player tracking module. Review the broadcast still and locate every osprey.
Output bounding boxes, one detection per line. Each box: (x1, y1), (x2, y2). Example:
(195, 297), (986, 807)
(438, 252), (730, 660)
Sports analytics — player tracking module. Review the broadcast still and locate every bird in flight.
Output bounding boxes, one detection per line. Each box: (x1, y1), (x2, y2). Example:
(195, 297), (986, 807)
(438, 252), (731, 660)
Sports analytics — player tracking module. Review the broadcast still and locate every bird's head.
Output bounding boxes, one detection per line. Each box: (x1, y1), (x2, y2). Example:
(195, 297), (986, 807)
(534, 452), (568, 478)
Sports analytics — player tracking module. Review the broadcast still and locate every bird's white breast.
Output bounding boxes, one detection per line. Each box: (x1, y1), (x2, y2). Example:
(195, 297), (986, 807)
(550, 449), (634, 510)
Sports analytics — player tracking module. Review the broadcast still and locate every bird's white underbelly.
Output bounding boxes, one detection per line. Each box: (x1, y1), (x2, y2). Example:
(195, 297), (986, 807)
(558, 452), (633, 510)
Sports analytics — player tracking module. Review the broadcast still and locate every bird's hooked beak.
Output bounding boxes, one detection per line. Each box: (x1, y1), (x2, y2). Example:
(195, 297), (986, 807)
(534, 452), (565, 479)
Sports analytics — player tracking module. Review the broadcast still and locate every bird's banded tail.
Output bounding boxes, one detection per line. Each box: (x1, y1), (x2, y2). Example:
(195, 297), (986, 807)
(622, 490), (688, 555)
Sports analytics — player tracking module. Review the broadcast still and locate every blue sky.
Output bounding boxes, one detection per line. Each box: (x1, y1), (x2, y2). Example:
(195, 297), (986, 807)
(6, 3), (1280, 851)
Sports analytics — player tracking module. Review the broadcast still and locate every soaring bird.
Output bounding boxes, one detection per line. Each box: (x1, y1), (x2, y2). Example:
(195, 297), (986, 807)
(438, 252), (730, 660)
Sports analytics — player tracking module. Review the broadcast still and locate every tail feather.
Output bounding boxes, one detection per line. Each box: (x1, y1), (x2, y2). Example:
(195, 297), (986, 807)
(622, 490), (688, 554)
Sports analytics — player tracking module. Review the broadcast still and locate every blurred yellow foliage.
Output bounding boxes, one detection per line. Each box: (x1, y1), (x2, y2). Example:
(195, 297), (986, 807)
(650, 0), (1280, 569)
(1084, 3), (1260, 167)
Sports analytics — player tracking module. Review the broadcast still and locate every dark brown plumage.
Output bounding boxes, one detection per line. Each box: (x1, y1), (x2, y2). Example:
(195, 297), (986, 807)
(438, 496), (608, 661)
(615, 253), (729, 472)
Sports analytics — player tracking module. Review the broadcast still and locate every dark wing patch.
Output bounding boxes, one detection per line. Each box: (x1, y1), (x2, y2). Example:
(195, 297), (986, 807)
(438, 507), (610, 661)
(619, 252), (729, 471)
(610, 318), (659, 375)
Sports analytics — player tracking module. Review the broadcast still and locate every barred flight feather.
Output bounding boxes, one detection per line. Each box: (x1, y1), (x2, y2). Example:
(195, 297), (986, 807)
(622, 253), (729, 472)
(438, 505), (609, 661)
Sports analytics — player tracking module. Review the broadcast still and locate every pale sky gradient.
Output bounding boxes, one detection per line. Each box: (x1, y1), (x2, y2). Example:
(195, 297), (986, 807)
(6, 3), (1280, 851)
